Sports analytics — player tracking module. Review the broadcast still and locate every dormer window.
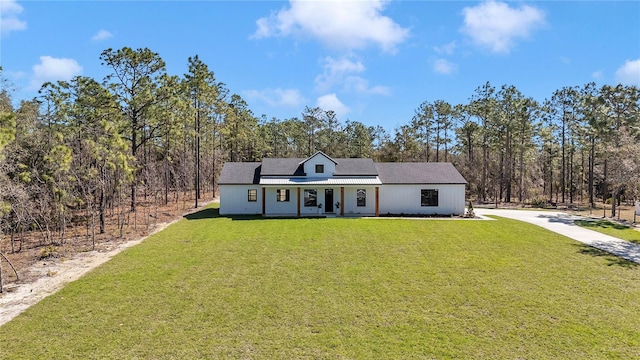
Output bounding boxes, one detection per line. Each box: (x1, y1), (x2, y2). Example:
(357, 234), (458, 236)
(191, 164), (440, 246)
(315, 164), (324, 174)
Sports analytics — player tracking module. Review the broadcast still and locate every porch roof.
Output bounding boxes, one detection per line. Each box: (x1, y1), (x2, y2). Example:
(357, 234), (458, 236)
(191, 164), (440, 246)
(259, 177), (382, 186)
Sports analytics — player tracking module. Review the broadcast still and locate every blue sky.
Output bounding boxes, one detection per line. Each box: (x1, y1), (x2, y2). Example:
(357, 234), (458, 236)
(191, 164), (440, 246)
(1, 0), (639, 131)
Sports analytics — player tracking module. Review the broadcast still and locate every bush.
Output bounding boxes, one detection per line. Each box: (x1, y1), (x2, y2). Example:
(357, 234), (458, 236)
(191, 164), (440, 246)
(466, 200), (475, 218)
(39, 245), (61, 260)
(530, 197), (547, 208)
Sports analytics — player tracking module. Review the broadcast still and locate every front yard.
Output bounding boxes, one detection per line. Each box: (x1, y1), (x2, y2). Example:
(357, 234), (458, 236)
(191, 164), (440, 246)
(1, 206), (639, 358)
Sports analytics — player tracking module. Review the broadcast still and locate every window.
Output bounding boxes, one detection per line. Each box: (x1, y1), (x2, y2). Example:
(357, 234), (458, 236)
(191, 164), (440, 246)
(247, 189), (257, 202)
(315, 164), (324, 173)
(356, 189), (366, 207)
(421, 189), (438, 207)
(304, 189), (317, 207)
(276, 189), (290, 202)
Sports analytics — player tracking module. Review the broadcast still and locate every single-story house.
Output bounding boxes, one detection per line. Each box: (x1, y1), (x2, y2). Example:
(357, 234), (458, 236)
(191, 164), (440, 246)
(219, 151), (467, 217)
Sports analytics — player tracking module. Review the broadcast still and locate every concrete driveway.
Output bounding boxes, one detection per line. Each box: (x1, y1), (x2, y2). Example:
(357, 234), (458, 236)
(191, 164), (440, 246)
(475, 208), (640, 264)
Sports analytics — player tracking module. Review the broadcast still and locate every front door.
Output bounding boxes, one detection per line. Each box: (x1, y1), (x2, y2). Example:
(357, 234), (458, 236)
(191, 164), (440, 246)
(325, 189), (334, 213)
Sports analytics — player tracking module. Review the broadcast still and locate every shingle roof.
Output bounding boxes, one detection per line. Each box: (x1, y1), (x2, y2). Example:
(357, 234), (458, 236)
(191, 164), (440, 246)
(261, 158), (306, 176)
(375, 162), (467, 184)
(218, 162), (262, 184)
(333, 158), (378, 176)
(219, 159), (467, 185)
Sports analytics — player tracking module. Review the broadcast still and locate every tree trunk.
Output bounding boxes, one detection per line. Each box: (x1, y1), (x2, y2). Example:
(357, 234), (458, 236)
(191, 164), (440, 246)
(569, 146), (574, 203)
(589, 136), (595, 207)
(99, 188), (105, 234)
(481, 135), (488, 202)
(195, 105), (201, 208)
(561, 122), (566, 204)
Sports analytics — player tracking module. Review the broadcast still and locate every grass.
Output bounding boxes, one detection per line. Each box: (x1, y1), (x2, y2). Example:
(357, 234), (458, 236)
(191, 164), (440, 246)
(1, 206), (639, 359)
(575, 219), (640, 244)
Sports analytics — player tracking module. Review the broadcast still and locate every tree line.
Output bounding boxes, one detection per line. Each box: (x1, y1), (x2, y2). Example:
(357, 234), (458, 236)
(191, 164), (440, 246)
(1, 47), (639, 251)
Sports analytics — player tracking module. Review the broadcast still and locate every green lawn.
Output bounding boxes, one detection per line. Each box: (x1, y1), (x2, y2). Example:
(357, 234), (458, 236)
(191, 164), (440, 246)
(1, 207), (639, 359)
(575, 219), (640, 244)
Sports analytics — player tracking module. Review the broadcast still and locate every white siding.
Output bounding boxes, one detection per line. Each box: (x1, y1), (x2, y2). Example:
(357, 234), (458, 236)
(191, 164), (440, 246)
(264, 187), (298, 215)
(219, 185), (262, 215)
(302, 154), (336, 177)
(342, 186), (376, 215)
(299, 187), (323, 215)
(221, 183), (465, 216)
(378, 184), (465, 215)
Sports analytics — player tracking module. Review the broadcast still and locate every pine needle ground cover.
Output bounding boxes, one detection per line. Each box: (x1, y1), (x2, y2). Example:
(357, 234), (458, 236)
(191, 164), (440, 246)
(1, 208), (639, 359)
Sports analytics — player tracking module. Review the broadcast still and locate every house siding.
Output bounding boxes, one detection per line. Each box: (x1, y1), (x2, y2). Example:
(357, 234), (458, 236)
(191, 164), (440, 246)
(303, 154), (337, 177)
(219, 185), (262, 215)
(264, 187), (299, 215)
(378, 184), (465, 215)
(343, 186), (376, 215)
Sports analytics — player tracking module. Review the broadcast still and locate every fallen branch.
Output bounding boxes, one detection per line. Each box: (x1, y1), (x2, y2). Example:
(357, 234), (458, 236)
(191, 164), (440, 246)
(0, 251), (19, 293)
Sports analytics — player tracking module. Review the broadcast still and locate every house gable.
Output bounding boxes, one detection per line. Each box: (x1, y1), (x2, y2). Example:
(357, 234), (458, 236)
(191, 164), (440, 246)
(300, 151), (337, 178)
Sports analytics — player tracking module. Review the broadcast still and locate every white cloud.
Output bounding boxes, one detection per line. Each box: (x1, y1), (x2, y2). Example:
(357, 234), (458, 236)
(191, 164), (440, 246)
(460, 1), (545, 54)
(252, 0), (409, 53)
(315, 56), (365, 91)
(29, 56), (83, 90)
(1, 0), (27, 35)
(315, 56), (389, 95)
(244, 88), (306, 108)
(434, 41), (457, 55)
(560, 56), (570, 64)
(92, 29), (113, 41)
(592, 70), (603, 80)
(344, 76), (390, 95)
(316, 93), (349, 118)
(433, 59), (457, 74)
(615, 59), (640, 86)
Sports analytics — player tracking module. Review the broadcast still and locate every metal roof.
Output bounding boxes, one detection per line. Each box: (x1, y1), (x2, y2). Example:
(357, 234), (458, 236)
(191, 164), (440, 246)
(260, 157), (378, 176)
(260, 177), (382, 186)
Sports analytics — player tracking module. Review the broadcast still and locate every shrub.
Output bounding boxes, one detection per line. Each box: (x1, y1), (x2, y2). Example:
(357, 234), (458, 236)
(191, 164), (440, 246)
(530, 197), (547, 208)
(466, 200), (475, 218)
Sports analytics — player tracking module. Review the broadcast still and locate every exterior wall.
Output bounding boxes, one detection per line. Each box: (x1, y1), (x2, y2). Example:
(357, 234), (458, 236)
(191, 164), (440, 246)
(264, 187), (298, 215)
(263, 186), (376, 216)
(302, 155), (336, 177)
(299, 187), (324, 216)
(342, 186), (376, 215)
(378, 184), (465, 215)
(221, 183), (465, 216)
(219, 185), (262, 215)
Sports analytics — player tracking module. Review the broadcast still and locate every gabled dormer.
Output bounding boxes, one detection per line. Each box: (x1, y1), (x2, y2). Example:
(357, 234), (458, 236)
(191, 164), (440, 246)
(300, 151), (337, 178)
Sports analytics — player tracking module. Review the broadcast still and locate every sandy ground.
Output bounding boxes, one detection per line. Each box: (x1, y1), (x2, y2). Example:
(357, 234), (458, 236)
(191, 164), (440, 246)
(0, 202), (214, 327)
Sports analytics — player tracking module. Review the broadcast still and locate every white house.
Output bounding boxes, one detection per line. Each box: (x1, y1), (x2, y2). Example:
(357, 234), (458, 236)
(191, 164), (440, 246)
(219, 151), (467, 217)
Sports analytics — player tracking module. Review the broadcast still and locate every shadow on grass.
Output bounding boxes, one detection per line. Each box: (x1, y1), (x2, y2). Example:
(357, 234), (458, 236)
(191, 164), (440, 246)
(574, 244), (638, 268)
(183, 208), (327, 221)
(183, 208), (261, 221)
(575, 219), (630, 230)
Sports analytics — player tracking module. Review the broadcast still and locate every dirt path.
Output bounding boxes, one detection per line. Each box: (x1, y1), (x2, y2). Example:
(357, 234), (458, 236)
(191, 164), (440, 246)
(0, 201), (215, 327)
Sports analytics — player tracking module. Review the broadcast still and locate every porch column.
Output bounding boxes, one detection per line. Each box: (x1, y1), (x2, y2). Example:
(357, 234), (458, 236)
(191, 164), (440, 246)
(375, 186), (380, 217)
(340, 187), (344, 216)
(262, 187), (266, 217)
(297, 187), (301, 217)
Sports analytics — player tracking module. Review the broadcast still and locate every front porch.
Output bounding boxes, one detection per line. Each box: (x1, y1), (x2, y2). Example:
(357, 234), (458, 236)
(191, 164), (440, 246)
(260, 185), (380, 218)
